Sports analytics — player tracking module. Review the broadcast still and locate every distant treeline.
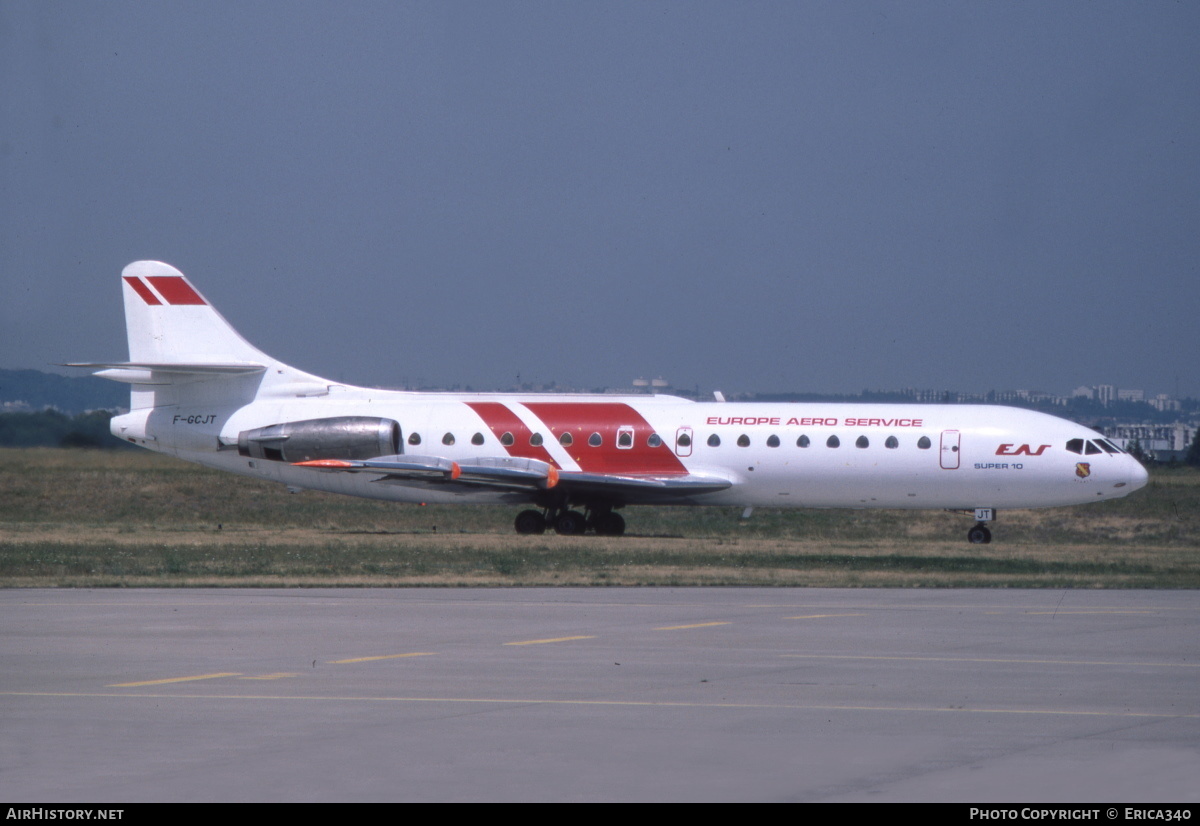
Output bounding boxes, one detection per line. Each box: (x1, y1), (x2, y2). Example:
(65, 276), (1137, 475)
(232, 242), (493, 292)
(0, 410), (128, 449)
(0, 368), (128, 414)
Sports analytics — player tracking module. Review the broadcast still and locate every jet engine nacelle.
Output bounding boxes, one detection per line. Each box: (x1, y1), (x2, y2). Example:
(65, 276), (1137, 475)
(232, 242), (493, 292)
(237, 417), (400, 463)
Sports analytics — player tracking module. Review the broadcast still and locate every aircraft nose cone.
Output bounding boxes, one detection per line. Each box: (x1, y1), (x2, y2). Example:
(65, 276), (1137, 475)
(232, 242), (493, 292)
(1128, 459), (1149, 491)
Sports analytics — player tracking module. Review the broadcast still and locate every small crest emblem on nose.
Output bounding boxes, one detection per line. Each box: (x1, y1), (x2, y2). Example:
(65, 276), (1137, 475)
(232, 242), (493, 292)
(1076, 462), (1091, 479)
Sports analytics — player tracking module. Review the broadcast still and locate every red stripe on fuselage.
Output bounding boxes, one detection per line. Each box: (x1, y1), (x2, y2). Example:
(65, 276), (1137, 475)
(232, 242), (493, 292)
(146, 276), (206, 305)
(523, 402), (687, 475)
(465, 402), (560, 468)
(124, 276), (161, 305)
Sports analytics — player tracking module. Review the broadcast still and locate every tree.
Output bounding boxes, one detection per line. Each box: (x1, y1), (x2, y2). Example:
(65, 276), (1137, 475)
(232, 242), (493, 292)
(1127, 438), (1148, 464)
(1186, 427), (1200, 467)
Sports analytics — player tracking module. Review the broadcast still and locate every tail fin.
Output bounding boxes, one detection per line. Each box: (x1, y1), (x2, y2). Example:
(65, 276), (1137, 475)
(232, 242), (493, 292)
(119, 260), (271, 366)
(72, 261), (329, 409)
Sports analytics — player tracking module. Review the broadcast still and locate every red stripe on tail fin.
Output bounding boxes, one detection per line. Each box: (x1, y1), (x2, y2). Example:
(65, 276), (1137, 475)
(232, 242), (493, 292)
(123, 276), (162, 305)
(146, 276), (206, 305)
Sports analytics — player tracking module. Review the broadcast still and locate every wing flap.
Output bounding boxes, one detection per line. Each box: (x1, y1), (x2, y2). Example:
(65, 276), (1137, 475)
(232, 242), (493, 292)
(556, 471), (734, 500)
(293, 454), (460, 483)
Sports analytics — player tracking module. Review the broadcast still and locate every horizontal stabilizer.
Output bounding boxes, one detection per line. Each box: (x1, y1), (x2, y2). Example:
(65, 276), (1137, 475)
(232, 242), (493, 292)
(67, 361), (266, 385)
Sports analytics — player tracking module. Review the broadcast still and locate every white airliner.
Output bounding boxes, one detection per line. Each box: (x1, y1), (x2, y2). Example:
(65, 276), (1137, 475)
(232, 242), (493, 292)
(73, 261), (1148, 543)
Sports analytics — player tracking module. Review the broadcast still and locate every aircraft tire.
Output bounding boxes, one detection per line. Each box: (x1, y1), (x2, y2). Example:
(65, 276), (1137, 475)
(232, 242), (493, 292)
(514, 509), (547, 535)
(555, 510), (588, 535)
(967, 525), (992, 544)
(593, 511), (626, 536)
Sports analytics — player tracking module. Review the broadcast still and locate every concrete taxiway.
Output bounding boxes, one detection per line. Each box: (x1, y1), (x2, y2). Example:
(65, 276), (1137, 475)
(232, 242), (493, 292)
(2, 588), (1198, 802)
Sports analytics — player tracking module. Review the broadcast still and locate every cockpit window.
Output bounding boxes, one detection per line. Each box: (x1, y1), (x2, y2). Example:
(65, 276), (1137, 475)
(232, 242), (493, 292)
(1096, 440), (1118, 454)
(1085, 441), (1102, 455)
(1066, 438), (1084, 455)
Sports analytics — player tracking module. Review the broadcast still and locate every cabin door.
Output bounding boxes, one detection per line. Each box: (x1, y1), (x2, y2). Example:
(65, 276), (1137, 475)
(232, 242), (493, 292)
(940, 430), (961, 469)
(675, 426), (693, 457)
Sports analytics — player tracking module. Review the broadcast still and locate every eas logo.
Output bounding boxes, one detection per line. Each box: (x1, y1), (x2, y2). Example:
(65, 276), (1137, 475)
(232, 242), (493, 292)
(995, 444), (1050, 456)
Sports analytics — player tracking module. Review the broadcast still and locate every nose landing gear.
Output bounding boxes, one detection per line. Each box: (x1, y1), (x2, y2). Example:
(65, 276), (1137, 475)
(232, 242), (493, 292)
(967, 524), (992, 544)
(966, 508), (995, 544)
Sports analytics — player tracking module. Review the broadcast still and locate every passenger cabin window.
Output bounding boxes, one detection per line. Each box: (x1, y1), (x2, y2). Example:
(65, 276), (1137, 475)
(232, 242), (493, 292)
(917, 436), (932, 449)
(766, 435), (780, 448)
(708, 434), (721, 447)
(827, 435), (840, 448)
(885, 436), (899, 449)
(559, 432), (573, 446)
(797, 435), (810, 448)
(737, 434), (750, 447)
(529, 433), (544, 446)
(471, 432), (484, 446)
(617, 431), (633, 448)
(676, 432), (691, 448)
(442, 433), (455, 446)
(501, 432), (514, 446)
(856, 436), (869, 448)
(589, 432), (602, 447)
(408, 433), (422, 446)
(647, 433), (662, 448)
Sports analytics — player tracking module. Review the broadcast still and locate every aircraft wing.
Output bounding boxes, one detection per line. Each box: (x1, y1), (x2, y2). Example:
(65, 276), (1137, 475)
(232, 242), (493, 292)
(293, 454), (732, 501)
(294, 455), (560, 490)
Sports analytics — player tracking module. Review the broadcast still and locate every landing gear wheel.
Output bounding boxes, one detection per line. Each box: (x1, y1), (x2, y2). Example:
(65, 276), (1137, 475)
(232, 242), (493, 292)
(514, 509), (547, 535)
(967, 524), (992, 544)
(554, 510), (588, 535)
(593, 511), (626, 536)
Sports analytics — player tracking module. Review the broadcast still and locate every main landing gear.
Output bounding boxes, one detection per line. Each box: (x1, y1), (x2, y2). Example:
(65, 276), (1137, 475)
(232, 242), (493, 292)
(513, 506), (626, 536)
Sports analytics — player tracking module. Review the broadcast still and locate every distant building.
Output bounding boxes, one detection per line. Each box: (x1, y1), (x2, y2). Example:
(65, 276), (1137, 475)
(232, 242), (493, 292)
(1149, 394), (1181, 413)
(1103, 422), (1195, 461)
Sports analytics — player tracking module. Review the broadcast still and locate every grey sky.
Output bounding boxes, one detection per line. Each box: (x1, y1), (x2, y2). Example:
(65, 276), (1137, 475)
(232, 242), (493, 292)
(3, 1), (1197, 397)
